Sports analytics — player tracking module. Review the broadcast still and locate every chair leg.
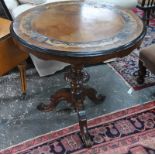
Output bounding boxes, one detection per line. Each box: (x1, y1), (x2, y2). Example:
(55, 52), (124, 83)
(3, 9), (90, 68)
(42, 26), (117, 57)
(151, 9), (155, 18)
(18, 62), (27, 95)
(143, 9), (151, 26)
(137, 60), (146, 84)
(146, 10), (151, 25)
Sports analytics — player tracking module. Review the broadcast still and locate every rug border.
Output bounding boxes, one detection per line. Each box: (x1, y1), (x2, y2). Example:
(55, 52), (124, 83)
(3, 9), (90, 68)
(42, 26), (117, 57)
(75, 128), (155, 153)
(1, 100), (155, 153)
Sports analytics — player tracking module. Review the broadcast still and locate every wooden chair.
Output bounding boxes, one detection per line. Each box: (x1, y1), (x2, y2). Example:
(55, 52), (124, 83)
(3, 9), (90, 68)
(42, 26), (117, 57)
(137, 44), (155, 84)
(0, 0), (29, 94)
(0, 0), (69, 77)
(137, 0), (155, 25)
(0, 17), (28, 94)
(98, 0), (155, 26)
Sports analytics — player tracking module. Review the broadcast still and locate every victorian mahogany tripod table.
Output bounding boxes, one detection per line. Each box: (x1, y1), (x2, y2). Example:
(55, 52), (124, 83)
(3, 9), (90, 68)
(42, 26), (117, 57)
(11, 0), (145, 147)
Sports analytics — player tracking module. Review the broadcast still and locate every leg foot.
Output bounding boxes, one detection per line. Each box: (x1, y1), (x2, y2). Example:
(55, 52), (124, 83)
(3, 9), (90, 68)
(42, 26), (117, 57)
(81, 133), (93, 148)
(85, 87), (105, 104)
(137, 77), (145, 84)
(137, 60), (146, 84)
(78, 110), (93, 147)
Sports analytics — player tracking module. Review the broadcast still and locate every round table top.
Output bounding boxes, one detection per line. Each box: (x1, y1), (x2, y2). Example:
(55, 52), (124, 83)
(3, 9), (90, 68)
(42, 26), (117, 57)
(11, 0), (145, 58)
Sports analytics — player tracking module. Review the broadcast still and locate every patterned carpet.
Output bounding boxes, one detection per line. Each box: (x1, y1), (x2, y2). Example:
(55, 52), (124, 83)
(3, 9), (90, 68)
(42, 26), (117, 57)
(0, 5), (155, 153)
(108, 8), (155, 91)
(1, 100), (155, 154)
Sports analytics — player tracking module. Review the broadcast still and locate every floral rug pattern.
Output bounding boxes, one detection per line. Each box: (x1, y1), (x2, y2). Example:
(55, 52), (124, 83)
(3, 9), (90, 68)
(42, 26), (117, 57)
(1, 101), (155, 153)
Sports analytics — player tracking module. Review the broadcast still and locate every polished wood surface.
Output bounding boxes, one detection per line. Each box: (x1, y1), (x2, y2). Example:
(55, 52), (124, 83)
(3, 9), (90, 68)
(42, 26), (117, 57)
(32, 6), (123, 42)
(12, 0), (145, 59)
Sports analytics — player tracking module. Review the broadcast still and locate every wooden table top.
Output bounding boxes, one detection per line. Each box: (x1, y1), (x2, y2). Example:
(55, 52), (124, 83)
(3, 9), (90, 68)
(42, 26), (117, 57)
(11, 0), (145, 58)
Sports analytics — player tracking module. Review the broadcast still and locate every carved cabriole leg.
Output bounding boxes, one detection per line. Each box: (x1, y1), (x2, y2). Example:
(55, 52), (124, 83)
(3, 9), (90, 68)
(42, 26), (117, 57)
(18, 61), (27, 95)
(84, 86), (105, 104)
(37, 88), (72, 112)
(137, 60), (146, 84)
